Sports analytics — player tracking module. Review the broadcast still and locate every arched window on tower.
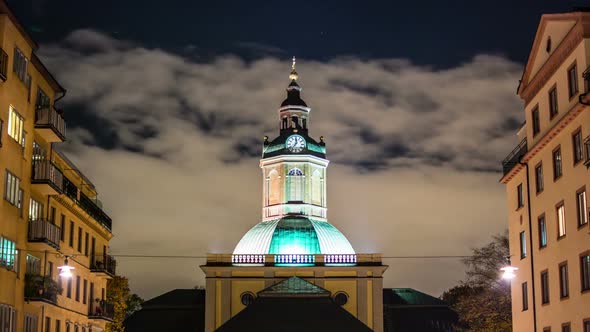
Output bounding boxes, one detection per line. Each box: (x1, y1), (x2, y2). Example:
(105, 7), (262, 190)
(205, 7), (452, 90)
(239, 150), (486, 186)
(311, 170), (322, 206)
(287, 168), (304, 202)
(268, 170), (280, 205)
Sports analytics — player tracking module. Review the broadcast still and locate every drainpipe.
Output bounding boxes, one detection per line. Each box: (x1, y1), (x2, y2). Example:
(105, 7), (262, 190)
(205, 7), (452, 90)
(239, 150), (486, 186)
(519, 161), (537, 332)
(54, 89), (66, 104)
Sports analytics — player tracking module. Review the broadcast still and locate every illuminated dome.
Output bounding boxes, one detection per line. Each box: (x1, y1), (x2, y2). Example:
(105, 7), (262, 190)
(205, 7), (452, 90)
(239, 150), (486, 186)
(233, 216), (355, 255)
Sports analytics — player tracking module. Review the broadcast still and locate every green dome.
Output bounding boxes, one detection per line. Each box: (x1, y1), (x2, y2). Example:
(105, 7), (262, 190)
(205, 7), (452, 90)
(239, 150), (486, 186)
(233, 216), (355, 256)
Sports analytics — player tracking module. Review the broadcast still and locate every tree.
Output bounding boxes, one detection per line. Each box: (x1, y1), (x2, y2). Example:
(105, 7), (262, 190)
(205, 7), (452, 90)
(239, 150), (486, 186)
(106, 276), (130, 332)
(442, 232), (512, 332)
(125, 293), (144, 319)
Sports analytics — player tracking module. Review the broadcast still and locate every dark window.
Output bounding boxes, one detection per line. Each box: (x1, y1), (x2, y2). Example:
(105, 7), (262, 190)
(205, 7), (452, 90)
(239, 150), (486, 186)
(83, 279), (87, 304)
(36, 88), (50, 109)
(75, 276), (80, 302)
(520, 231), (527, 259)
(584, 320), (590, 332)
(562, 323), (571, 332)
(69, 221), (74, 247)
(543, 328), (551, 332)
(84, 232), (89, 256)
(549, 87), (558, 119)
(50, 207), (56, 223)
(578, 189), (588, 227)
(532, 106), (540, 136)
(517, 183), (524, 208)
(553, 147), (562, 180)
(535, 164), (544, 193)
(66, 278), (72, 298)
(522, 282), (528, 310)
(559, 263), (569, 298)
(55, 320), (60, 332)
(240, 292), (255, 306)
(12, 47), (27, 82)
(539, 215), (547, 248)
(0, 48), (7, 82)
(60, 215), (65, 242)
(582, 254), (590, 291)
(573, 130), (583, 164)
(45, 317), (51, 332)
(567, 63), (578, 98)
(541, 271), (550, 304)
(334, 292), (349, 306)
(66, 323), (70, 332)
(546, 37), (552, 53)
(77, 227), (82, 252)
(47, 261), (53, 278)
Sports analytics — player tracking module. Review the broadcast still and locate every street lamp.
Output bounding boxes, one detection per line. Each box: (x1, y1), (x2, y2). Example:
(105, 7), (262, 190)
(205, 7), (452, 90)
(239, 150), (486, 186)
(58, 257), (75, 278)
(500, 266), (518, 280)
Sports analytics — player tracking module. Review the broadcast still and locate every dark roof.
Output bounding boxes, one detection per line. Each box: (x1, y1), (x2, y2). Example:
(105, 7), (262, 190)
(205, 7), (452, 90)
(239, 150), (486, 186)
(281, 81), (307, 107)
(124, 289), (205, 332)
(383, 288), (448, 307)
(216, 278), (372, 332)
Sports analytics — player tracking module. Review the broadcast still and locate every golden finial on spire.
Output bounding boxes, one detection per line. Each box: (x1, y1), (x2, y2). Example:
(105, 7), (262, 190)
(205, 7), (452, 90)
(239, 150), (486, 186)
(289, 56), (298, 81)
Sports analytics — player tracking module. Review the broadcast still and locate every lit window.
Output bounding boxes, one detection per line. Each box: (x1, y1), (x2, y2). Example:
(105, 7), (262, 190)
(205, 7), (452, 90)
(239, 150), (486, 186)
(573, 130), (583, 164)
(311, 170), (322, 206)
(532, 106), (540, 136)
(288, 168), (304, 202)
(557, 204), (566, 238)
(522, 282), (528, 311)
(0, 237), (17, 271)
(541, 271), (549, 304)
(559, 263), (569, 298)
(517, 183), (524, 208)
(267, 170), (280, 205)
(7, 106), (24, 147)
(520, 231), (526, 259)
(553, 148), (562, 180)
(549, 87), (558, 119)
(535, 164), (544, 193)
(29, 198), (43, 221)
(581, 254), (590, 292)
(0, 304), (16, 332)
(567, 63), (578, 98)
(4, 170), (23, 209)
(577, 190), (588, 227)
(24, 314), (37, 332)
(538, 215), (547, 248)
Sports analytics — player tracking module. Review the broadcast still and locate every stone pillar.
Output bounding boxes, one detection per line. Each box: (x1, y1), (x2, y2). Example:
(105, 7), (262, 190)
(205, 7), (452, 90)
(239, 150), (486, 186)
(205, 277), (216, 332)
(357, 274), (368, 325)
(372, 277), (384, 332)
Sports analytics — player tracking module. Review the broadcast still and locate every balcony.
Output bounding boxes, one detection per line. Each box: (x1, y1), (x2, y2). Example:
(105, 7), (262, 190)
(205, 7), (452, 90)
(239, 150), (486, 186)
(0, 48), (7, 81)
(88, 300), (114, 321)
(63, 176), (112, 231)
(34, 106), (66, 142)
(24, 274), (62, 304)
(90, 254), (116, 277)
(31, 160), (63, 195)
(28, 219), (61, 249)
(502, 138), (528, 175)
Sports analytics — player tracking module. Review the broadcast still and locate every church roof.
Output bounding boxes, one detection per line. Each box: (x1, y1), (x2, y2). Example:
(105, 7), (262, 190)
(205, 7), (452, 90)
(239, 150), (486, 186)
(281, 81), (308, 107)
(383, 288), (449, 307)
(233, 216), (355, 257)
(258, 277), (331, 298)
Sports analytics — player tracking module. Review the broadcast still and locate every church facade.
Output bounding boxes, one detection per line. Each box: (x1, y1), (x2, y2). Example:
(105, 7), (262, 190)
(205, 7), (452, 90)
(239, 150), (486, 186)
(200, 60), (388, 332)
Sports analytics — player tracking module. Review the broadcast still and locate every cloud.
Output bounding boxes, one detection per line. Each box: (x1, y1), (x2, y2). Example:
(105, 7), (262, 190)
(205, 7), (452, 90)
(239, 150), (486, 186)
(40, 30), (523, 299)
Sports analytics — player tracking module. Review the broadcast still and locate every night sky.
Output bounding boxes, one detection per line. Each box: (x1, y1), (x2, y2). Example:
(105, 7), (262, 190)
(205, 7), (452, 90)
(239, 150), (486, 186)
(8, 1), (581, 298)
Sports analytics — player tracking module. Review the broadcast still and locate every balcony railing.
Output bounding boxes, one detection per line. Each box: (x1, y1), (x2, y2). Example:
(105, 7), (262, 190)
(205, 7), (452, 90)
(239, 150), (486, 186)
(0, 48), (7, 81)
(90, 254), (116, 276)
(275, 254), (315, 265)
(28, 219), (61, 249)
(502, 138), (528, 175)
(63, 176), (113, 231)
(88, 300), (114, 320)
(24, 274), (62, 304)
(31, 160), (64, 193)
(225, 253), (376, 267)
(35, 106), (66, 141)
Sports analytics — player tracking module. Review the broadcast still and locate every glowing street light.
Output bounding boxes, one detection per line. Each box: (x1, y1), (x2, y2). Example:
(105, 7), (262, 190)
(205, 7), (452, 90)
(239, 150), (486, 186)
(500, 266), (518, 280)
(58, 258), (75, 278)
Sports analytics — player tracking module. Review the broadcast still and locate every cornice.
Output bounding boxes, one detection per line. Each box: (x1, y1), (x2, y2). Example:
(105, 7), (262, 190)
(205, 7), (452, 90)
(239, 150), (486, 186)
(53, 195), (113, 240)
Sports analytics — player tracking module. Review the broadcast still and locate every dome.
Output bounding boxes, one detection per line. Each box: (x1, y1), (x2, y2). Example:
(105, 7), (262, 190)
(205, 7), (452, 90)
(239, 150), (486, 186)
(233, 216), (355, 255)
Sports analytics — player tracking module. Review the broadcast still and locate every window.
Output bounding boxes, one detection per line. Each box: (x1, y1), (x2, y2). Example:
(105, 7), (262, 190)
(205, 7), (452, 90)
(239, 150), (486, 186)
(24, 313), (38, 332)
(26, 254), (40, 275)
(75, 275), (80, 301)
(544, 328), (551, 332)
(311, 170), (323, 206)
(66, 278), (72, 298)
(60, 215), (65, 242)
(12, 47), (28, 82)
(65, 324), (70, 332)
(84, 232), (89, 256)
(47, 261), (53, 278)
(585, 136), (590, 165)
(535, 164), (544, 193)
(541, 270), (550, 304)
(517, 183), (524, 208)
(50, 207), (56, 223)
(577, 189), (588, 227)
(29, 198), (43, 221)
(267, 170), (279, 205)
(0, 236), (17, 271)
(573, 130), (583, 164)
(44, 317), (50, 332)
(562, 323), (571, 332)
(538, 215), (547, 248)
(36, 88), (50, 109)
(549, 86), (558, 119)
(582, 254), (590, 291)
(83, 279), (87, 304)
(55, 320), (60, 332)
(584, 320), (590, 332)
(4, 170), (23, 209)
(288, 168), (304, 202)
(557, 204), (566, 238)
(0, 303), (16, 332)
(522, 282), (528, 310)
(7, 106), (24, 148)
(553, 147), (562, 180)
(532, 106), (540, 136)
(567, 63), (578, 98)
(559, 262), (569, 298)
(77, 227), (82, 252)
(520, 231), (527, 259)
(69, 221), (74, 248)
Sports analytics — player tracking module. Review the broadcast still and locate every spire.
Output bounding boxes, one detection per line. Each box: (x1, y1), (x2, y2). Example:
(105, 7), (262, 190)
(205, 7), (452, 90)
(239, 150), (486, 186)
(289, 56), (298, 81)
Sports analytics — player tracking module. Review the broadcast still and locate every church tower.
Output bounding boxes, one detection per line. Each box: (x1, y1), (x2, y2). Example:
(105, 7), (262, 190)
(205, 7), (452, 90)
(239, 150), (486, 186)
(201, 59), (387, 332)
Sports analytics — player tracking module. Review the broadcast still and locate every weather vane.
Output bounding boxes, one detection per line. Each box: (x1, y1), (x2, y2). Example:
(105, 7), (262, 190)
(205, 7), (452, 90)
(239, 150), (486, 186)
(289, 56), (298, 81)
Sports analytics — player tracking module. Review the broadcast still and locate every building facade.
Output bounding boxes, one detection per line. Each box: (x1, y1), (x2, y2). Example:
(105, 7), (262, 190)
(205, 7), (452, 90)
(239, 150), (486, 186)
(501, 11), (590, 332)
(200, 60), (388, 332)
(0, 2), (116, 331)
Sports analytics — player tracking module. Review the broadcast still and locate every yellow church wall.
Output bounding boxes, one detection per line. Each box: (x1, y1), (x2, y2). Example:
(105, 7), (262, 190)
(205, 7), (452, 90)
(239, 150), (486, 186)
(230, 271), (264, 277)
(274, 270), (314, 277)
(367, 280), (373, 329)
(324, 270), (358, 277)
(230, 280), (266, 315)
(324, 280), (358, 316)
(215, 280), (222, 328)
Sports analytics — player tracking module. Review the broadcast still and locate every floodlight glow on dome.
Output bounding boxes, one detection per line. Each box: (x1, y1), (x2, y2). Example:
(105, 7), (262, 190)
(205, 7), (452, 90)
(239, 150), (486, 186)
(500, 266), (518, 280)
(58, 258), (75, 278)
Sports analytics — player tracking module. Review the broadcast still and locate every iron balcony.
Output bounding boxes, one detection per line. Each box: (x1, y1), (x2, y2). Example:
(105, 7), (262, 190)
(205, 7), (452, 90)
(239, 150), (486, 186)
(31, 160), (64, 195)
(28, 219), (61, 249)
(35, 106), (66, 142)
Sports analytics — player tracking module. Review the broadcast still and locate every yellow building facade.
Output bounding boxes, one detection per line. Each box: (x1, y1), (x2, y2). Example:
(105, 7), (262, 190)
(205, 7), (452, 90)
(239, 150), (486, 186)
(0, 2), (115, 331)
(201, 61), (387, 332)
(501, 11), (590, 332)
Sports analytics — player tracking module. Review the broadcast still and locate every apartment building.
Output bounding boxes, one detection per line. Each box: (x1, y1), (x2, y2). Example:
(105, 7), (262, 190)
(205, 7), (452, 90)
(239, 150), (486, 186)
(0, 2), (116, 332)
(501, 11), (590, 332)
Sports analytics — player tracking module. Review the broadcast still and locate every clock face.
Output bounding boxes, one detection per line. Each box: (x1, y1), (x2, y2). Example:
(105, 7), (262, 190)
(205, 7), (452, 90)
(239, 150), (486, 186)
(286, 135), (306, 153)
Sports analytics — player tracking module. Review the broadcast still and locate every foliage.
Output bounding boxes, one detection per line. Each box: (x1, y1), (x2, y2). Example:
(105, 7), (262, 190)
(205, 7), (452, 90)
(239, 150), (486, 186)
(442, 232), (512, 332)
(24, 274), (63, 303)
(106, 276), (145, 332)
